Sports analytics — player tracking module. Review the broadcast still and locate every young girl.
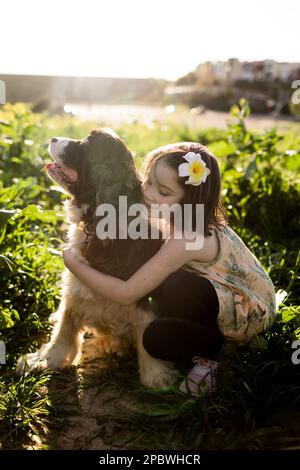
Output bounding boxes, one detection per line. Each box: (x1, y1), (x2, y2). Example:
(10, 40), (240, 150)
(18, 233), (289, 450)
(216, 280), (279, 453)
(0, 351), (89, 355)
(63, 142), (277, 396)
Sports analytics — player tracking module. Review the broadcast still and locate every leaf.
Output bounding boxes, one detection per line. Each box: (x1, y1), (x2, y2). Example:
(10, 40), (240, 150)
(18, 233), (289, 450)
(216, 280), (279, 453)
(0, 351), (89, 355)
(10, 157), (23, 164)
(0, 254), (15, 270)
(0, 308), (19, 329)
(281, 307), (297, 323)
(245, 158), (258, 181)
(285, 152), (300, 171)
(21, 205), (60, 224)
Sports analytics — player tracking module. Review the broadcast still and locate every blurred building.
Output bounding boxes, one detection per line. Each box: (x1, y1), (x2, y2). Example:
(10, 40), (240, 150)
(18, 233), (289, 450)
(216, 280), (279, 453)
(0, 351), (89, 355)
(195, 59), (300, 84)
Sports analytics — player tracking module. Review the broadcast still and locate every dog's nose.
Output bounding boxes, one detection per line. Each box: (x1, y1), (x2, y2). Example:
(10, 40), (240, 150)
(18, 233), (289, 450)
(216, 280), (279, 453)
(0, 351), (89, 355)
(51, 137), (58, 143)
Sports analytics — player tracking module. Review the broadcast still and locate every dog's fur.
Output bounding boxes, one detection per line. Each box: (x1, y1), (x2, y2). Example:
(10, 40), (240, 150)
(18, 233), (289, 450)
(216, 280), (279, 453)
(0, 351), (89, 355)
(16, 129), (178, 388)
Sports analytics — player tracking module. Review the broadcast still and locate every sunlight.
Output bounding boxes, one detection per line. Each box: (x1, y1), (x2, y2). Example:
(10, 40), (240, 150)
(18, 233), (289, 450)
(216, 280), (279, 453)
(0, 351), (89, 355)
(1, 0), (300, 79)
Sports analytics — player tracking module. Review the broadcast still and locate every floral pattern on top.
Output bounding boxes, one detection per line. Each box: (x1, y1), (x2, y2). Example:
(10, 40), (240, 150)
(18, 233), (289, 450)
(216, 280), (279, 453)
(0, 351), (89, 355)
(184, 224), (277, 344)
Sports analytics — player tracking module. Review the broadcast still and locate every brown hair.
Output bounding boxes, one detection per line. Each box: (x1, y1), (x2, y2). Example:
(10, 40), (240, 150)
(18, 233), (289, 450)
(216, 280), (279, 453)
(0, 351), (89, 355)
(141, 142), (228, 237)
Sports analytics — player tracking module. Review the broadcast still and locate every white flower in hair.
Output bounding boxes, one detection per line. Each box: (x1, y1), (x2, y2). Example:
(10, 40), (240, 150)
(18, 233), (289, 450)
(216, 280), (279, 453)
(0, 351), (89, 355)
(178, 152), (211, 186)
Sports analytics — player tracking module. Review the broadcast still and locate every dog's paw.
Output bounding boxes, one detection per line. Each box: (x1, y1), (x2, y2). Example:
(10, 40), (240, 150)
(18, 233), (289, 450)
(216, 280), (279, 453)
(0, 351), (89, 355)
(16, 351), (49, 375)
(16, 344), (68, 375)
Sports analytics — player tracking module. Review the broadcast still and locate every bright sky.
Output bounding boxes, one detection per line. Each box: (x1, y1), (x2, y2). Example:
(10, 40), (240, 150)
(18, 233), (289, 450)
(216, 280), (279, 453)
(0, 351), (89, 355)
(1, 0), (299, 80)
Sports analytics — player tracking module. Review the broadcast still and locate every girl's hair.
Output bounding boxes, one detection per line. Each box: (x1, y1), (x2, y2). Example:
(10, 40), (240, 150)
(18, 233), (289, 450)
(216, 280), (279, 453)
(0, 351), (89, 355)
(141, 142), (228, 237)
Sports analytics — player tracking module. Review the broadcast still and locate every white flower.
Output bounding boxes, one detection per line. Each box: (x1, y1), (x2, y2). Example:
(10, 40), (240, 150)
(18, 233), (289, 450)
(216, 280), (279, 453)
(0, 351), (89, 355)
(178, 152), (211, 186)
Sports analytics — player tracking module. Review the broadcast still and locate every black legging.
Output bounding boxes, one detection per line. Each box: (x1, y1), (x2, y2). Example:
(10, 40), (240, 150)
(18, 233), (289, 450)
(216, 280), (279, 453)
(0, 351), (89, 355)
(142, 269), (224, 369)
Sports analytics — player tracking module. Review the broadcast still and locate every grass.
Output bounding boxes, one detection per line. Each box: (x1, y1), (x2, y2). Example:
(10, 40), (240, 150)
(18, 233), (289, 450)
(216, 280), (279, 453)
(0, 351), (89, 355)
(0, 371), (51, 449)
(0, 99), (299, 449)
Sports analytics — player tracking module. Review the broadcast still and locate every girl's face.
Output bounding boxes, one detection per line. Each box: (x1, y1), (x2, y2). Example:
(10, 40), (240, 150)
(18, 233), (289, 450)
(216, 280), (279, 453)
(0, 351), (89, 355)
(142, 159), (185, 208)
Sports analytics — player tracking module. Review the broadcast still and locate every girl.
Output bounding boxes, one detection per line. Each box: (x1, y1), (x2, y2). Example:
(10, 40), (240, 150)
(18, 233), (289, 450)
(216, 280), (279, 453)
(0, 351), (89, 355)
(63, 142), (277, 396)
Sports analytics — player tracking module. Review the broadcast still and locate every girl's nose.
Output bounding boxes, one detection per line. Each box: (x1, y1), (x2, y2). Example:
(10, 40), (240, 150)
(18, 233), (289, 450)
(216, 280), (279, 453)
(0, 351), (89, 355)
(142, 188), (154, 202)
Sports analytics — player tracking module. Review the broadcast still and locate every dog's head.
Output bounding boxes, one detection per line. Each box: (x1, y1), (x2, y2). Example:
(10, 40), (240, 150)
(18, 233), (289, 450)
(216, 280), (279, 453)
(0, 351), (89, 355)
(46, 128), (142, 215)
(46, 128), (162, 276)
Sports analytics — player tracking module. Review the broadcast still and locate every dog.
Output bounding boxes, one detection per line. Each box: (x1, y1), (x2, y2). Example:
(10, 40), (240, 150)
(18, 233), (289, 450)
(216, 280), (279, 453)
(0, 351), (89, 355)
(16, 129), (179, 388)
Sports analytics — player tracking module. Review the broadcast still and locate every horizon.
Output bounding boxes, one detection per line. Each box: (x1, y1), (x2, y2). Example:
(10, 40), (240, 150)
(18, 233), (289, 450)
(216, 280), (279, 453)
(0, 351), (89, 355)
(1, 55), (300, 82)
(1, 0), (300, 81)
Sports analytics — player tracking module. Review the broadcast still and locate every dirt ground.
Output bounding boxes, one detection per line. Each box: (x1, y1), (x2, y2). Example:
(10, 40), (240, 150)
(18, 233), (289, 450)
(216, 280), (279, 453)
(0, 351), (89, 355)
(38, 336), (176, 451)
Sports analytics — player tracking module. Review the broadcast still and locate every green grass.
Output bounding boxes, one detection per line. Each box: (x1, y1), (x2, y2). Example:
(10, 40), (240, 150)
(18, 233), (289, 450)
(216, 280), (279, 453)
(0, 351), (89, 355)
(0, 100), (300, 449)
(0, 371), (52, 449)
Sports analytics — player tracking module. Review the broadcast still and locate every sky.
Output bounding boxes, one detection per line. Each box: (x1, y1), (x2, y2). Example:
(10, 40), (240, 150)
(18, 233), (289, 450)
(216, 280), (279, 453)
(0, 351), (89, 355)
(1, 0), (299, 81)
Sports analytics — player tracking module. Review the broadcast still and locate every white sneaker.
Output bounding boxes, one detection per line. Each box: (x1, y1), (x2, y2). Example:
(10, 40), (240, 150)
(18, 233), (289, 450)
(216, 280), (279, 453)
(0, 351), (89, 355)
(179, 356), (218, 396)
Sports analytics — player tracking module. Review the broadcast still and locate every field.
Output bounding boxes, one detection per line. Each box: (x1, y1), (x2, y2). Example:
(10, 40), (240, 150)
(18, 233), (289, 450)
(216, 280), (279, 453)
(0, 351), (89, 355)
(0, 100), (300, 450)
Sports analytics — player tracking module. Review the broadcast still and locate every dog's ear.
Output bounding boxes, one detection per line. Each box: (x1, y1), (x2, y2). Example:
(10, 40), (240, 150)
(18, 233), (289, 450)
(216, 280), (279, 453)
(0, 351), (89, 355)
(93, 174), (143, 250)
(92, 135), (142, 207)
(85, 128), (144, 236)
(95, 176), (142, 207)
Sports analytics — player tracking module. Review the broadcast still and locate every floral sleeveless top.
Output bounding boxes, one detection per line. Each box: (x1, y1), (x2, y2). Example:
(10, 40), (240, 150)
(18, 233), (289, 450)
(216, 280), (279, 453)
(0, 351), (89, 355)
(183, 224), (277, 345)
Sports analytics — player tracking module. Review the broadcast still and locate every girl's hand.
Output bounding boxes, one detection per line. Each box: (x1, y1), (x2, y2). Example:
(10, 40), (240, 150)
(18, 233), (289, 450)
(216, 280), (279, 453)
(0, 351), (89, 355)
(62, 247), (77, 267)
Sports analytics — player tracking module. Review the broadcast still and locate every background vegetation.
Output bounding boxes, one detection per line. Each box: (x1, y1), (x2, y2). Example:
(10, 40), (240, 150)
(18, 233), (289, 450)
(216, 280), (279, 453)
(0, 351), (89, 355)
(0, 100), (299, 449)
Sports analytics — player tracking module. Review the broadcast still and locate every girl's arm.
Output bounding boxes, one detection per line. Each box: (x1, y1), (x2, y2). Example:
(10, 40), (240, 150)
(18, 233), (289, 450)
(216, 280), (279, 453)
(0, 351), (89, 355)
(63, 237), (195, 305)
